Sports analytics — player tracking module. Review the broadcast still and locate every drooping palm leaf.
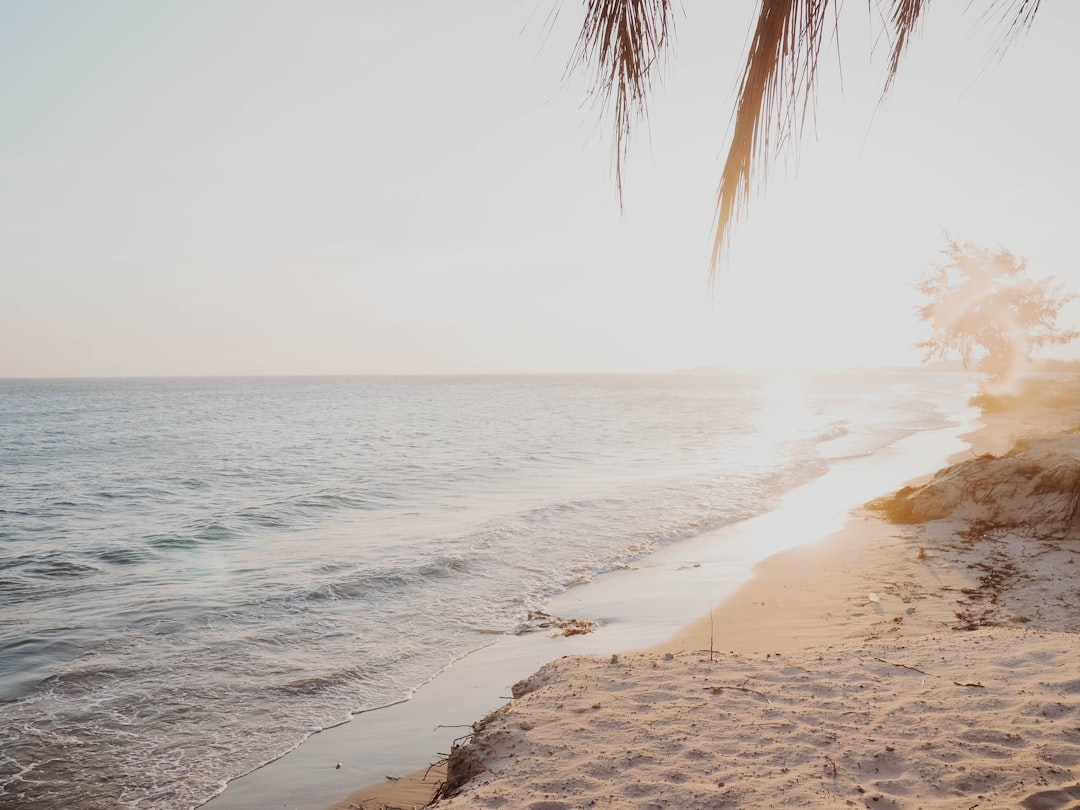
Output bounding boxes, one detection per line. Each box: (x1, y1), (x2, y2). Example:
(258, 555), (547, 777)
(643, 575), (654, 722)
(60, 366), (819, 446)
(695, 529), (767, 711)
(570, 0), (1043, 282)
(570, 0), (675, 204)
(709, 0), (833, 276)
(881, 0), (929, 99)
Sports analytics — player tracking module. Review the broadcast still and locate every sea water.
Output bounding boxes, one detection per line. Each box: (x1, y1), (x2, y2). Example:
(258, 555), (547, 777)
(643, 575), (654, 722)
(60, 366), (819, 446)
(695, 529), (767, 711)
(0, 371), (977, 809)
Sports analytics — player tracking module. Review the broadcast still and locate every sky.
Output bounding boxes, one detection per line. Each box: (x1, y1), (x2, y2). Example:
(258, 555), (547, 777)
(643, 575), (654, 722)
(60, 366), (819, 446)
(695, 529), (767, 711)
(2, 1), (1079, 376)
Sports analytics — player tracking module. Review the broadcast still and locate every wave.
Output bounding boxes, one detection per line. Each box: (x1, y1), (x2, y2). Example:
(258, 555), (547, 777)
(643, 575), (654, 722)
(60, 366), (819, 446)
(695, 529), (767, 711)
(231, 491), (383, 530)
(275, 665), (367, 696)
(95, 547), (154, 566)
(814, 421), (850, 442)
(307, 555), (476, 603)
(39, 663), (141, 692)
(25, 556), (101, 579)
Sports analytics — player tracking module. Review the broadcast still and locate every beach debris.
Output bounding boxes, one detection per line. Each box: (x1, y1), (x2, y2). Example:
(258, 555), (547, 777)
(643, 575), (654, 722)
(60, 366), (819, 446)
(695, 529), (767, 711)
(556, 617), (594, 636)
(868, 592), (880, 603)
(436, 725), (492, 801)
(335, 762), (342, 769)
(824, 754), (837, 779)
(609, 654), (619, 664)
(703, 684), (771, 703)
(871, 657), (929, 675)
(514, 610), (596, 637)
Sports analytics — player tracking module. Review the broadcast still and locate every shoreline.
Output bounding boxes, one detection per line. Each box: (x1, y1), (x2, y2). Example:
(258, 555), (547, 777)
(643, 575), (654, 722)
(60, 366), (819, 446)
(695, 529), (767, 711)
(652, 373), (1068, 659)
(323, 415), (996, 808)
(343, 376), (1080, 809)
(207, 397), (982, 810)
(340, 499), (1014, 810)
(203, 404), (980, 810)
(334, 507), (971, 809)
(204, 375), (1079, 809)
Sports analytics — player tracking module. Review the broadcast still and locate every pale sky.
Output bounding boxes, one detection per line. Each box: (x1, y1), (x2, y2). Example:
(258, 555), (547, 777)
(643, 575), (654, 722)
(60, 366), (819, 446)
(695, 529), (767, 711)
(2, 1), (1079, 376)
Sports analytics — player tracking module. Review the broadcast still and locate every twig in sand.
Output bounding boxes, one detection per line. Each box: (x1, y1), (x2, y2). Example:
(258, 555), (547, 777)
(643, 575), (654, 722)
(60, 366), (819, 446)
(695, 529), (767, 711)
(709, 601), (715, 663)
(704, 685), (772, 703)
(954, 681), (986, 688)
(872, 657), (929, 675)
(424, 756), (449, 781)
(824, 754), (837, 779)
(424, 782), (448, 807)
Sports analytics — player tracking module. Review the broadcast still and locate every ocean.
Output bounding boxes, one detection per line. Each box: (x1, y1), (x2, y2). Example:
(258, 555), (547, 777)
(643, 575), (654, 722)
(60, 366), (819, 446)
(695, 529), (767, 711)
(0, 371), (977, 809)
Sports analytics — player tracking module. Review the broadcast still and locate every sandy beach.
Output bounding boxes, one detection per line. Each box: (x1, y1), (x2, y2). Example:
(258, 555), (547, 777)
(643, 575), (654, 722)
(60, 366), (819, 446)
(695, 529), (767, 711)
(337, 378), (1080, 810)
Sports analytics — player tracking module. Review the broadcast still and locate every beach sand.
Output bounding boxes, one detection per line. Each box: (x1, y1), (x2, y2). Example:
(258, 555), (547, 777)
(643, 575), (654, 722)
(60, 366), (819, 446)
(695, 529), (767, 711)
(328, 765), (446, 810)
(338, 377), (1080, 810)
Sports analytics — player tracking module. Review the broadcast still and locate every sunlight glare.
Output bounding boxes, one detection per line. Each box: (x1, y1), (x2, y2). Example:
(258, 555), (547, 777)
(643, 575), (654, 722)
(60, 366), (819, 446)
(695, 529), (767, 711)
(746, 375), (817, 460)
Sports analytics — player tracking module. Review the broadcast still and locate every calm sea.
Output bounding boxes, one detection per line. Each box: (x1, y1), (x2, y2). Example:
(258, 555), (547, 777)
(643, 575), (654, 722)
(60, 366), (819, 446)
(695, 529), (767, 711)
(0, 372), (975, 809)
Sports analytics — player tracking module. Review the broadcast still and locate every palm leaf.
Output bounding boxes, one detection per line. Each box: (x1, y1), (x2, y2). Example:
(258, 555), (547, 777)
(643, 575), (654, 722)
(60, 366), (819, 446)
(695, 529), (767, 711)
(570, 0), (1042, 282)
(570, 0), (675, 205)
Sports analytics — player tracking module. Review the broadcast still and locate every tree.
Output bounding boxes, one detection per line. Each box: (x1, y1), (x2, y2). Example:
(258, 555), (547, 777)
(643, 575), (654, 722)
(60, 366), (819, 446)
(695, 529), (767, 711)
(570, 1), (1043, 279)
(916, 238), (1077, 378)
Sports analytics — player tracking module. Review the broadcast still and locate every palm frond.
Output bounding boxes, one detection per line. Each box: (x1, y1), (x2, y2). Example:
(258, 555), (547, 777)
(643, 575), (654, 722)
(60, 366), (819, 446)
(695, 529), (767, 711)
(881, 0), (929, 99)
(708, 0), (1042, 279)
(570, 0), (1043, 282)
(570, 0), (675, 205)
(709, 0), (832, 278)
(983, 0), (1042, 60)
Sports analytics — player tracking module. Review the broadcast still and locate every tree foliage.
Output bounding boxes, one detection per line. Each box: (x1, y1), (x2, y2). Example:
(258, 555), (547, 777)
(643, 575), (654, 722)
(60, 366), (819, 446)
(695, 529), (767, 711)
(916, 238), (1077, 378)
